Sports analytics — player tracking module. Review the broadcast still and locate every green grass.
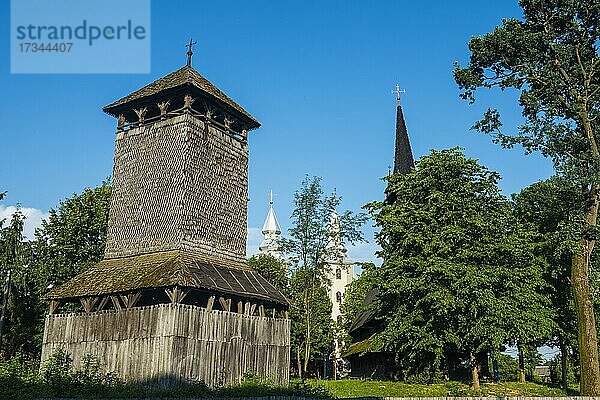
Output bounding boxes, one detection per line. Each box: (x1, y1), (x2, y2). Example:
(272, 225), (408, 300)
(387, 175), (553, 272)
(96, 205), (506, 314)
(306, 379), (578, 398)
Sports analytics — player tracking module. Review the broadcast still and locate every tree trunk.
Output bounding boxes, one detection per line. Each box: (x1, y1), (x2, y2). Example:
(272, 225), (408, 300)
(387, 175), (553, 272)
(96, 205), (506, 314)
(296, 346), (303, 380)
(572, 232), (600, 395)
(303, 284), (312, 376)
(0, 269), (13, 350)
(518, 345), (526, 383)
(560, 340), (568, 390)
(470, 351), (480, 390)
(574, 103), (600, 396)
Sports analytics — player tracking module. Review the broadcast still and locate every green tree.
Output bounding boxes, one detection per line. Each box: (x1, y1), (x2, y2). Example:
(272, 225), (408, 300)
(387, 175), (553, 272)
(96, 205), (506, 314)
(280, 176), (367, 378)
(34, 181), (111, 290)
(367, 149), (552, 387)
(0, 208), (25, 356)
(0, 182), (111, 358)
(513, 176), (581, 387)
(454, 0), (600, 393)
(247, 253), (289, 296)
(288, 267), (333, 378)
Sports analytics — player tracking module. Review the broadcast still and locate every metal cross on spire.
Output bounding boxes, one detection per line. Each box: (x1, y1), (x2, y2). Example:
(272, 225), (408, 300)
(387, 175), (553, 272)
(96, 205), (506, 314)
(269, 190), (274, 206)
(186, 38), (197, 67)
(392, 84), (406, 106)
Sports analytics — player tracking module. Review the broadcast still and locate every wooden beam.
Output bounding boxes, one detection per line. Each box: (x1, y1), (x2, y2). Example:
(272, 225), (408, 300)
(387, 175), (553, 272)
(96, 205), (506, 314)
(97, 296), (109, 311)
(49, 299), (61, 315)
(110, 295), (122, 310)
(80, 297), (98, 313)
(206, 295), (215, 311)
(219, 297), (231, 312)
(120, 292), (141, 309)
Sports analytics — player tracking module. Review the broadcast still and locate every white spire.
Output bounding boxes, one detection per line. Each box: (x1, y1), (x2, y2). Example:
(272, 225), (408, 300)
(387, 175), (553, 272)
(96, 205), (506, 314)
(326, 208), (348, 261)
(259, 190), (282, 258)
(262, 190), (281, 234)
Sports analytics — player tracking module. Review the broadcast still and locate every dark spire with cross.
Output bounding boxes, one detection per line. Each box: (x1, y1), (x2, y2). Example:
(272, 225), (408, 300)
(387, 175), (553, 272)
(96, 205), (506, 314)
(385, 83), (415, 204)
(186, 38), (197, 67)
(391, 84), (414, 175)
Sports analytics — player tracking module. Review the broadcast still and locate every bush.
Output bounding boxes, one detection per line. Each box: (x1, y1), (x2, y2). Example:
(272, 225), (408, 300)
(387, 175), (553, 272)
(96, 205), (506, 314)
(496, 354), (520, 382)
(41, 347), (74, 387)
(0, 351), (334, 399)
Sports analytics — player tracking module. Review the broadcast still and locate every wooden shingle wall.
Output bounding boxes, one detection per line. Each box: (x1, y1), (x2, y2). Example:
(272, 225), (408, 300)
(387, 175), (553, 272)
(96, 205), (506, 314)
(41, 303), (290, 387)
(104, 114), (248, 265)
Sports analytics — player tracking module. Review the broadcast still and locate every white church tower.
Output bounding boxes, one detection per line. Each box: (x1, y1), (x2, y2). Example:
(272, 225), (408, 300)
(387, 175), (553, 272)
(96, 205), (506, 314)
(259, 191), (282, 258)
(325, 209), (355, 325)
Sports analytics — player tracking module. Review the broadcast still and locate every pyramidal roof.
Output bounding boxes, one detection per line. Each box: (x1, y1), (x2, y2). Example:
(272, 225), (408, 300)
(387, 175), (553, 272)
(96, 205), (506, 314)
(393, 104), (415, 175)
(262, 192), (281, 234)
(103, 65), (260, 129)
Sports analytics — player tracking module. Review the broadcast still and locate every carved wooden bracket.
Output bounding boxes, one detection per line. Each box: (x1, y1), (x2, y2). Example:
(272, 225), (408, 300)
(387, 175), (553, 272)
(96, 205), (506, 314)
(157, 100), (171, 118)
(80, 297), (98, 313)
(184, 94), (195, 111)
(120, 291), (141, 309)
(134, 107), (148, 125)
(258, 304), (265, 317)
(49, 299), (61, 315)
(237, 301), (243, 314)
(117, 114), (126, 132)
(110, 295), (122, 310)
(250, 303), (257, 316)
(223, 115), (235, 130)
(165, 286), (188, 304)
(203, 101), (215, 120)
(219, 297), (231, 312)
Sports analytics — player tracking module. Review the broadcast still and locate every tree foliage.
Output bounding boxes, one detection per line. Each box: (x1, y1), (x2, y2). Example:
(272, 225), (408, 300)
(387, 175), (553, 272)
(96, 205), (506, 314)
(34, 181), (111, 290)
(0, 182), (111, 358)
(0, 208), (26, 356)
(513, 177), (580, 346)
(367, 149), (552, 385)
(280, 176), (367, 378)
(454, 0), (600, 393)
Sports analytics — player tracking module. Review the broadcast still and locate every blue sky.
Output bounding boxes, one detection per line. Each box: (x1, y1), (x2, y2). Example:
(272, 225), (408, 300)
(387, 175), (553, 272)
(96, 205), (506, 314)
(0, 1), (554, 263)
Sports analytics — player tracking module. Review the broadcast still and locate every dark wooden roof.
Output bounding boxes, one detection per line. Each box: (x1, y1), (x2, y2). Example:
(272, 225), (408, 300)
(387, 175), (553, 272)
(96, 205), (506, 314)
(46, 250), (288, 305)
(103, 65), (260, 129)
(393, 105), (414, 175)
(348, 288), (380, 335)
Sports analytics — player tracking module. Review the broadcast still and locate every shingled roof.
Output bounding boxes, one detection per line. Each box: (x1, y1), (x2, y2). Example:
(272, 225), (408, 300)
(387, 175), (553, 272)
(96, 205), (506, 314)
(103, 65), (260, 129)
(46, 250), (288, 305)
(393, 104), (414, 175)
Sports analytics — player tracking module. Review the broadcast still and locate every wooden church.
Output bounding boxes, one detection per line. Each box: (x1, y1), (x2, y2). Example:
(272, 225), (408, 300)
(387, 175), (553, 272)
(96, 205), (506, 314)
(343, 86), (414, 380)
(41, 47), (290, 386)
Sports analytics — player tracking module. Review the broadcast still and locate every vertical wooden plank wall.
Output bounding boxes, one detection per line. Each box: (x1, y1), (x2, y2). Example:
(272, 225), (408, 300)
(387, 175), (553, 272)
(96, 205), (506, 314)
(40, 303), (291, 387)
